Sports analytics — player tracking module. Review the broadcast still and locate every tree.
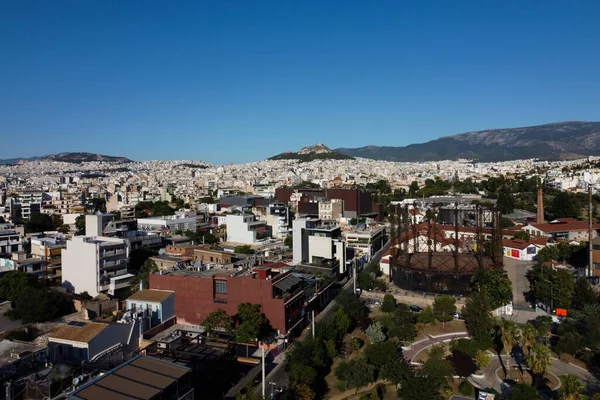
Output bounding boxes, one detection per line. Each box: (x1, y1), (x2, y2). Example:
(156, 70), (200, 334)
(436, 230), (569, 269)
(24, 213), (55, 233)
(531, 267), (575, 309)
(390, 304), (417, 342)
(559, 375), (584, 400)
(291, 383), (315, 400)
(203, 309), (233, 335)
(550, 192), (581, 219)
(449, 338), (479, 358)
(289, 363), (317, 386)
(408, 181), (420, 197)
(501, 217), (516, 228)
(0, 271), (41, 301)
(284, 234), (293, 249)
(497, 189), (516, 214)
(335, 360), (351, 385)
(433, 296), (456, 325)
(234, 245), (255, 254)
(364, 341), (399, 368)
(357, 272), (374, 291)
(380, 294), (396, 313)
(365, 322), (386, 344)
(235, 303), (271, 343)
(458, 380), (474, 396)
(397, 372), (440, 400)
(9, 288), (74, 323)
(336, 290), (367, 322)
(417, 304), (436, 324)
(463, 289), (494, 347)
(129, 259), (158, 293)
(475, 349), (490, 369)
(571, 277), (597, 310)
(500, 319), (520, 371)
(75, 214), (86, 233)
(510, 383), (543, 400)
(513, 231), (530, 241)
(471, 268), (513, 309)
(451, 350), (478, 378)
(520, 323), (537, 355)
(380, 356), (411, 385)
(58, 224), (70, 234)
(346, 358), (375, 391)
(526, 343), (552, 387)
(129, 248), (159, 271)
(421, 345), (453, 388)
(333, 306), (352, 339)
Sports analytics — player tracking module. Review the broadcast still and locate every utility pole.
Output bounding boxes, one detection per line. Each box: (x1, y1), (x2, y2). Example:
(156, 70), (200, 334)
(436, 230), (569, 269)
(261, 343), (265, 399)
(353, 258), (357, 295)
(312, 310), (315, 338)
(589, 184), (594, 277)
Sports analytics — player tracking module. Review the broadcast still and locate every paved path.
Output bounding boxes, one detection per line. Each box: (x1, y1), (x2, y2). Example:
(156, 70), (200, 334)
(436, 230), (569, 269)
(403, 332), (469, 363)
(470, 353), (599, 396)
(503, 258), (533, 307)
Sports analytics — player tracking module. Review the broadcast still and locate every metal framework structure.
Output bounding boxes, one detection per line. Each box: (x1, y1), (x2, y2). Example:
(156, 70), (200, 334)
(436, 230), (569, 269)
(390, 202), (503, 295)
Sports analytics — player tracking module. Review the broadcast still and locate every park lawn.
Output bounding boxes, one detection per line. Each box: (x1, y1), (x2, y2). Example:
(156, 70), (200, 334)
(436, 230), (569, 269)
(415, 320), (466, 340)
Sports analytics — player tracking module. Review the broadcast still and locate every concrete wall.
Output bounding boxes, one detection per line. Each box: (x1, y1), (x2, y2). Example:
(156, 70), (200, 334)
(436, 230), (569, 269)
(149, 273), (287, 334)
(308, 235), (333, 262)
(62, 237), (99, 296)
(226, 214), (257, 244)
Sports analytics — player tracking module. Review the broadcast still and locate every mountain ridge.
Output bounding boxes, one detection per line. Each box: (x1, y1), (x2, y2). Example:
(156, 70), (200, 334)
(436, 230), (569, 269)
(269, 143), (354, 162)
(335, 121), (600, 162)
(0, 152), (132, 164)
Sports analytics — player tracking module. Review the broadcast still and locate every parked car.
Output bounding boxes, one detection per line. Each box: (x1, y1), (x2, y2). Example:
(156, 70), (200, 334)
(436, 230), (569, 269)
(409, 305), (423, 313)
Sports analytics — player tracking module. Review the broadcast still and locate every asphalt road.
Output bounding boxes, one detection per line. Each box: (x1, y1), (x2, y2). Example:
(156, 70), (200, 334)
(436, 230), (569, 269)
(503, 257), (534, 307)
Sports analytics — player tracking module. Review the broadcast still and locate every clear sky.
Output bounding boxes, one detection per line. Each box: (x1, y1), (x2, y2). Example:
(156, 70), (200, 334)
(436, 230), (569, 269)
(1, 1), (599, 163)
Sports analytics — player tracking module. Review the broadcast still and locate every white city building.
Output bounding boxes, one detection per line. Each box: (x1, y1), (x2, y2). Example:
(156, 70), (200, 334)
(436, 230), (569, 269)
(292, 218), (347, 275)
(343, 226), (385, 257)
(226, 214), (270, 244)
(137, 213), (197, 233)
(62, 236), (133, 297)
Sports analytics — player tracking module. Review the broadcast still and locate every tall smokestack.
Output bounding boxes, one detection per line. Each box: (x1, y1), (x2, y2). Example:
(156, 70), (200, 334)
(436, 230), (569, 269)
(537, 188), (545, 224)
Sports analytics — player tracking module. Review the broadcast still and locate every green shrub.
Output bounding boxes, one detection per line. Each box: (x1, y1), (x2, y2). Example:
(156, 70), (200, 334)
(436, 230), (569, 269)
(459, 380), (474, 396)
(352, 337), (364, 350)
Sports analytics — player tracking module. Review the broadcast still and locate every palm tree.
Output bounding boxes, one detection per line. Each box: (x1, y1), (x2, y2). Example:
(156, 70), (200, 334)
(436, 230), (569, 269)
(526, 343), (552, 387)
(520, 323), (537, 355)
(560, 375), (584, 400)
(500, 319), (520, 372)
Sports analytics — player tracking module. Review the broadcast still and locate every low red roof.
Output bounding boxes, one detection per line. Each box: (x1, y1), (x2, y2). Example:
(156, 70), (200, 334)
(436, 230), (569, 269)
(503, 239), (535, 250)
(532, 220), (600, 233)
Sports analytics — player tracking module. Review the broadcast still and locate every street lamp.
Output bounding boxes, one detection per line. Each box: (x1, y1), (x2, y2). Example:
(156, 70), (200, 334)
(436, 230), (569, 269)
(269, 382), (277, 398)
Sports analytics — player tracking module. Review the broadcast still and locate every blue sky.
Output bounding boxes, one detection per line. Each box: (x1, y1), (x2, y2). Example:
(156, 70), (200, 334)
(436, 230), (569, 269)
(1, 1), (599, 163)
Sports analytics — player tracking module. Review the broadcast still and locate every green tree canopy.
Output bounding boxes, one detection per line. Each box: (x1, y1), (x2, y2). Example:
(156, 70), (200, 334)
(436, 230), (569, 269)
(529, 265), (575, 309)
(471, 268), (513, 309)
(0, 271), (41, 301)
(497, 188), (516, 214)
(24, 213), (57, 233)
(433, 296), (456, 323)
(234, 245), (255, 254)
(513, 231), (530, 240)
(549, 192), (581, 219)
(333, 306), (352, 339)
(380, 294), (396, 313)
(75, 214), (86, 233)
(336, 290), (368, 322)
(284, 234), (293, 248)
(345, 358), (375, 390)
(364, 341), (399, 368)
(203, 309), (233, 335)
(509, 383), (543, 400)
(235, 303), (271, 343)
(365, 321), (386, 344)
(9, 287), (74, 323)
(571, 277), (597, 310)
(462, 288), (495, 348)
(129, 259), (158, 293)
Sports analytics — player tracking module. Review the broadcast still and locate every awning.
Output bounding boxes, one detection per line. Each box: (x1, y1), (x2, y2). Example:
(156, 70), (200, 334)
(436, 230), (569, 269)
(274, 274), (302, 292)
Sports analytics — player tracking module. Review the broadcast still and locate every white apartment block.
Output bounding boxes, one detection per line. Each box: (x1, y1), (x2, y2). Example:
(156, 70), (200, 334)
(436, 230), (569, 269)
(226, 214), (270, 244)
(292, 218), (347, 275)
(318, 199), (344, 221)
(86, 213), (116, 236)
(262, 203), (292, 239)
(137, 213), (196, 233)
(62, 236), (133, 297)
(343, 226), (385, 257)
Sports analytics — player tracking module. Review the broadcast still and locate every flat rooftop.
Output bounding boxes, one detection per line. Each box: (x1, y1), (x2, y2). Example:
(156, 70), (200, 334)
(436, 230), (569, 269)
(0, 340), (45, 368)
(156, 268), (236, 278)
(69, 355), (191, 400)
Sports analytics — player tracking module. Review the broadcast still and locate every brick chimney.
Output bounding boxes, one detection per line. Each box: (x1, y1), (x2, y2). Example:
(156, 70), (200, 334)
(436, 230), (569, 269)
(537, 188), (545, 224)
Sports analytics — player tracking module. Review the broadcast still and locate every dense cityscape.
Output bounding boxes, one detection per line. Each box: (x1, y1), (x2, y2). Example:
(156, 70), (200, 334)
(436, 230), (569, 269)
(3, 1), (600, 399)
(0, 149), (598, 400)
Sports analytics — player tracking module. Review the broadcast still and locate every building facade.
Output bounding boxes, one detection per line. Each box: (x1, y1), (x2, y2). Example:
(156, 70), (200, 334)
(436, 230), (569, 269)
(62, 236), (133, 297)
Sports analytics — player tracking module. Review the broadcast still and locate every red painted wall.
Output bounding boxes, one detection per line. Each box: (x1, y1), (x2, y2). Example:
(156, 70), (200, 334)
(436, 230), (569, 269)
(149, 273), (287, 334)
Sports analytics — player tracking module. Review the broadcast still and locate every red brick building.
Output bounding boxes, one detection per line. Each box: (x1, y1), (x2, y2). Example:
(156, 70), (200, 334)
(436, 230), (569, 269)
(149, 266), (312, 336)
(275, 187), (374, 218)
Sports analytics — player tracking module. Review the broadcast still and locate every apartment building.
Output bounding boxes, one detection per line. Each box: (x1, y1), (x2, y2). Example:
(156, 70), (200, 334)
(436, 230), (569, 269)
(0, 229), (22, 257)
(62, 236), (133, 297)
(137, 213), (197, 233)
(292, 218), (347, 276)
(226, 214), (271, 244)
(262, 203), (292, 239)
(0, 252), (45, 280)
(31, 235), (66, 284)
(318, 199), (344, 221)
(7, 191), (43, 222)
(343, 226), (385, 256)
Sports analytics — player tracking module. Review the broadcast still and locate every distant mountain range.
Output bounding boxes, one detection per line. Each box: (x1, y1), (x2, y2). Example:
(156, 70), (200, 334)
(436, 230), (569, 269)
(336, 121), (600, 162)
(269, 143), (354, 162)
(0, 152), (132, 164)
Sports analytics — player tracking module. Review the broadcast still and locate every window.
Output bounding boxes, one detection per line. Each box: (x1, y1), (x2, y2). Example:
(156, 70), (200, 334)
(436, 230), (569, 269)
(214, 299), (227, 304)
(215, 280), (227, 294)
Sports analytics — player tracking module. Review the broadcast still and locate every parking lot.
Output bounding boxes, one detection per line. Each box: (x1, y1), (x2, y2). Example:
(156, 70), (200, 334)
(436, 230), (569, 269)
(503, 257), (534, 307)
